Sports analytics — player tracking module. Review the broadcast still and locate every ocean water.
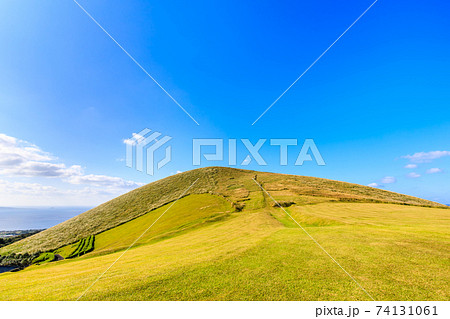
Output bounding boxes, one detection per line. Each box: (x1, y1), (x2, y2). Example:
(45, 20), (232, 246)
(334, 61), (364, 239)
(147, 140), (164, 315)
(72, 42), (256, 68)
(0, 266), (16, 273)
(0, 206), (92, 231)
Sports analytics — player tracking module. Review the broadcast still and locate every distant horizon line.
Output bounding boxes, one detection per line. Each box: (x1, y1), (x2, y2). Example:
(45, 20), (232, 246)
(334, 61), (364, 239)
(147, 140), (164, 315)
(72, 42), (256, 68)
(0, 206), (93, 209)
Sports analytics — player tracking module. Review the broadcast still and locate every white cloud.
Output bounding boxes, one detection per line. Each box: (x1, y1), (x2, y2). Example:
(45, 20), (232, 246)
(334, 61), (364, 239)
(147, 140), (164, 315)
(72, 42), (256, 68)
(123, 138), (135, 146)
(1, 161), (84, 178)
(0, 179), (137, 206)
(367, 183), (383, 188)
(123, 132), (147, 146)
(402, 151), (450, 163)
(67, 174), (144, 188)
(426, 168), (443, 174)
(0, 179), (59, 195)
(407, 172), (421, 178)
(0, 133), (84, 178)
(404, 164), (417, 169)
(0, 133), (144, 205)
(0, 133), (53, 166)
(381, 176), (396, 184)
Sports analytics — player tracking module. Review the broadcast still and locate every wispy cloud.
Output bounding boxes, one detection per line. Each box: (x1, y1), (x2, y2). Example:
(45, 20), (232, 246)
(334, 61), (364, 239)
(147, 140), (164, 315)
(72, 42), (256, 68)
(0, 178), (138, 206)
(381, 176), (396, 184)
(407, 172), (421, 178)
(402, 151), (450, 163)
(0, 179), (59, 195)
(404, 164), (417, 169)
(0, 133), (52, 165)
(0, 133), (82, 178)
(367, 182), (383, 188)
(426, 168), (443, 174)
(1, 161), (84, 178)
(368, 176), (396, 188)
(123, 132), (146, 146)
(67, 174), (144, 188)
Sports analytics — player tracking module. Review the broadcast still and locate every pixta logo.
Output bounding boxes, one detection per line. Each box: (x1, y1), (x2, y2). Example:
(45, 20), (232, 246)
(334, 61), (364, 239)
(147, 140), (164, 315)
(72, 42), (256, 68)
(124, 128), (172, 176)
(125, 129), (325, 176)
(192, 139), (325, 166)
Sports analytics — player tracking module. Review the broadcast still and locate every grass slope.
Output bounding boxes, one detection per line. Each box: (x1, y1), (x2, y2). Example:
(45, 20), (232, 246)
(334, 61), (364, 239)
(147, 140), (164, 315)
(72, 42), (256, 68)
(54, 194), (232, 258)
(0, 167), (448, 301)
(0, 202), (448, 300)
(0, 211), (282, 300)
(1, 167), (445, 254)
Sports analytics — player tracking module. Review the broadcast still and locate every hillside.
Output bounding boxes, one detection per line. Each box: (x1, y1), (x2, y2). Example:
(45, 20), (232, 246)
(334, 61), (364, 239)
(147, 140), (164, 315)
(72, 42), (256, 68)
(1, 167), (445, 255)
(0, 167), (449, 300)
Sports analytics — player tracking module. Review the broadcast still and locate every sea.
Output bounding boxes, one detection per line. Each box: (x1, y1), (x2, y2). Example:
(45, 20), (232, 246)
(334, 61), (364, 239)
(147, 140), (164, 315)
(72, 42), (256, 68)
(0, 206), (92, 231)
(0, 266), (16, 274)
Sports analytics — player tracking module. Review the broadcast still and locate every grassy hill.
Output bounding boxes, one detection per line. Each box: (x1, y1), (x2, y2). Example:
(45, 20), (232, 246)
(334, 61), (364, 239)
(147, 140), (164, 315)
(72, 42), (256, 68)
(0, 167), (448, 301)
(1, 167), (444, 255)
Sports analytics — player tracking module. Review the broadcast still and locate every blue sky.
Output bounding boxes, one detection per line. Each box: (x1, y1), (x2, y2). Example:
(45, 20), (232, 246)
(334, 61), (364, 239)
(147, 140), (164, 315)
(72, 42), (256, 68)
(0, 0), (449, 206)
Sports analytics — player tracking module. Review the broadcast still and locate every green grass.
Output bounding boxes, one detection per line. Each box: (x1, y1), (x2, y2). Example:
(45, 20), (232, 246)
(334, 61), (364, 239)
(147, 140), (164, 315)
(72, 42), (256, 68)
(92, 193), (232, 254)
(0, 167), (448, 301)
(54, 243), (78, 259)
(67, 235), (95, 259)
(32, 252), (55, 265)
